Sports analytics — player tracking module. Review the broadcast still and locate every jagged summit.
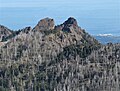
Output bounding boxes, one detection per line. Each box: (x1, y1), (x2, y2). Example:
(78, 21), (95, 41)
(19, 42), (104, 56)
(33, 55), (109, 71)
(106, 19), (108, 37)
(63, 17), (78, 26)
(33, 17), (55, 31)
(55, 17), (81, 33)
(33, 17), (79, 33)
(0, 17), (100, 47)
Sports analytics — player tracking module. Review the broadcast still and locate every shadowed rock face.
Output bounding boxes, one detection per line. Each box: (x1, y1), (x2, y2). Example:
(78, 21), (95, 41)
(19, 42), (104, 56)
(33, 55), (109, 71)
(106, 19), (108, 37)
(33, 17), (55, 31)
(63, 17), (78, 26)
(55, 17), (81, 33)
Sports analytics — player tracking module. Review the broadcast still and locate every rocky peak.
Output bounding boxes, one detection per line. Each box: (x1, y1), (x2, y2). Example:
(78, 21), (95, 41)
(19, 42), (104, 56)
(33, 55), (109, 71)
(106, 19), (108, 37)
(55, 17), (81, 33)
(0, 25), (13, 41)
(33, 17), (55, 31)
(63, 17), (78, 26)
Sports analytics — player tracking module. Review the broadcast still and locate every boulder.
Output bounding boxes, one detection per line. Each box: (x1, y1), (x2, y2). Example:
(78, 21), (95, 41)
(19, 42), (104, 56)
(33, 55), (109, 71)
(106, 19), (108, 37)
(34, 17), (55, 31)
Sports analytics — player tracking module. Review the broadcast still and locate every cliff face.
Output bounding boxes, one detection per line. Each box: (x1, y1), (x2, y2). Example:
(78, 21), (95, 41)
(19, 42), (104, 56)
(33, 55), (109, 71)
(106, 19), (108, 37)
(0, 17), (119, 91)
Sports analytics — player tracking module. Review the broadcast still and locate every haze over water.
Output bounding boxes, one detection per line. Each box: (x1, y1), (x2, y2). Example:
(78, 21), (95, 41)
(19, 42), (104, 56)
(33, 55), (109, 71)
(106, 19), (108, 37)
(0, 0), (120, 35)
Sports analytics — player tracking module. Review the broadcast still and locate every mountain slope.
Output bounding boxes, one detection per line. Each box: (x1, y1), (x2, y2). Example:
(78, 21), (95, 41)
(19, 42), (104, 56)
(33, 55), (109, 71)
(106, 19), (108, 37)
(0, 17), (119, 91)
(0, 17), (100, 61)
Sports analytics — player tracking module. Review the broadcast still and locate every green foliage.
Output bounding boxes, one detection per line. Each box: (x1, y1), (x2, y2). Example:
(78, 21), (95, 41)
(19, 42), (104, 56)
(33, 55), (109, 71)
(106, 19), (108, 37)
(43, 29), (58, 35)
(0, 86), (9, 91)
(0, 79), (9, 88)
(57, 44), (93, 61)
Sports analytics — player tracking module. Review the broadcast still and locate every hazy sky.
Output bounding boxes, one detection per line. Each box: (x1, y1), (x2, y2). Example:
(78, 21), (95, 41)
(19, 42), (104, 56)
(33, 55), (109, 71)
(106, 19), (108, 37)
(0, 0), (120, 35)
(0, 0), (119, 8)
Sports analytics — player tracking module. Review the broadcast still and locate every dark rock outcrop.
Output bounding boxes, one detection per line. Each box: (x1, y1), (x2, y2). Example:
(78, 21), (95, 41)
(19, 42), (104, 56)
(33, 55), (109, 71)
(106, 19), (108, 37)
(63, 17), (78, 26)
(55, 17), (81, 33)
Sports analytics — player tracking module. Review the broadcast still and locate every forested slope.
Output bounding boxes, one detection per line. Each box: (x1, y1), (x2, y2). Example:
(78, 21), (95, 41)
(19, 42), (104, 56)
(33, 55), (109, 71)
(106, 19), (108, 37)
(0, 17), (119, 91)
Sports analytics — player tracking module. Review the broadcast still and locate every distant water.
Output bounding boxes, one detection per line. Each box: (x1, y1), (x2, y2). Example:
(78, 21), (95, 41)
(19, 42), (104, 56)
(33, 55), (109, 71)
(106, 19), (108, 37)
(94, 35), (120, 44)
(0, 7), (120, 35)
